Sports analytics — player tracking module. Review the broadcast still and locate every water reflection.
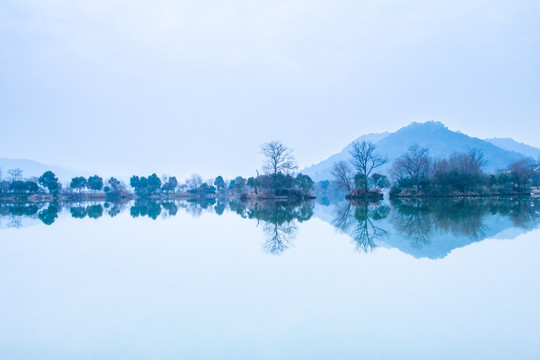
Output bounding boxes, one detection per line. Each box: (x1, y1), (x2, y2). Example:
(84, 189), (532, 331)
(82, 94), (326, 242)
(247, 201), (313, 255)
(332, 201), (389, 252)
(1, 197), (538, 258)
(390, 198), (539, 247)
(327, 197), (539, 258)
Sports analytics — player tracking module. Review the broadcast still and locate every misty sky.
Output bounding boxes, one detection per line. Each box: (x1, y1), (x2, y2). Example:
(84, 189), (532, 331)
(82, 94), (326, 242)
(1, 0), (539, 179)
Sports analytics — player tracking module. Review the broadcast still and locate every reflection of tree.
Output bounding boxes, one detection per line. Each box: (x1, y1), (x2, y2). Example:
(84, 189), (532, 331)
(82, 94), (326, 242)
(228, 200), (314, 255)
(431, 200), (487, 240)
(161, 202), (178, 217)
(262, 221), (297, 255)
(130, 199), (162, 220)
(504, 199), (538, 230)
(331, 203), (355, 233)
(214, 200), (226, 215)
(390, 198), (540, 248)
(106, 202), (125, 217)
(38, 203), (59, 225)
(87, 204), (104, 219)
(70, 206), (87, 219)
(181, 198), (216, 218)
(350, 201), (388, 252)
(331, 201), (389, 253)
(390, 200), (433, 248)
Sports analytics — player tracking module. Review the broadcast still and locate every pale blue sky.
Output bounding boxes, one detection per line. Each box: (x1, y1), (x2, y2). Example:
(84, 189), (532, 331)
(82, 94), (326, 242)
(1, 0), (539, 179)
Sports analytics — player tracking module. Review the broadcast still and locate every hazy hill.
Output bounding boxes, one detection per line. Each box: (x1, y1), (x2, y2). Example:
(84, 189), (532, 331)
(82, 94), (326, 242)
(484, 138), (540, 161)
(303, 121), (528, 181)
(0, 158), (90, 182)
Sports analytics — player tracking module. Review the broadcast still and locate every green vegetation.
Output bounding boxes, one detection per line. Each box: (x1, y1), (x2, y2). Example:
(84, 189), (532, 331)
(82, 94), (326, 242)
(1, 140), (537, 203)
(390, 146), (539, 197)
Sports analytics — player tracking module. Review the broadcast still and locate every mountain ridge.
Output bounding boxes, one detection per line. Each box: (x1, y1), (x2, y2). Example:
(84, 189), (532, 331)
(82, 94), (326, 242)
(302, 121), (534, 181)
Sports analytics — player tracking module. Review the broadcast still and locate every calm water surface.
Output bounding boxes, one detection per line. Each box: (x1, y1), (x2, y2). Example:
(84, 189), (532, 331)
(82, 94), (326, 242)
(0, 199), (539, 359)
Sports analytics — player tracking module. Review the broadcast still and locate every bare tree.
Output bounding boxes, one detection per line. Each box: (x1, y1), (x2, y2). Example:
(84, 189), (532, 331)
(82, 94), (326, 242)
(391, 144), (431, 193)
(349, 141), (387, 192)
(8, 168), (23, 181)
(261, 141), (298, 176)
(331, 160), (354, 192)
(467, 148), (487, 174)
(510, 158), (535, 189)
(186, 174), (203, 190)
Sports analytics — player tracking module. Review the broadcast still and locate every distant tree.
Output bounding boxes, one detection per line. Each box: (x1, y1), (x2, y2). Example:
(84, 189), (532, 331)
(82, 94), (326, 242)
(70, 176), (87, 193)
(261, 141), (298, 176)
(295, 173), (314, 195)
(331, 160), (354, 192)
(107, 177), (125, 195)
(87, 175), (103, 191)
(510, 158), (536, 189)
(9, 181), (25, 193)
(38, 171), (60, 194)
(186, 174), (203, 190)
(38, 204), (59, 225)
(247, 177), (258, 193)
(234, 176), (247, 193)
(391, 144), (431, 193)
(214, 176), (226, 192)
(431, 150), (487, 193)
(147, 173), (162, 193)
(349, 141), (387, 192)
(130, 175), (140, 189)
(11, 180), (39, 193)
(162, 176), (178, 193)
(353, 173), (367, 188)
(370, 173), (390, 189)
(8, 168), (23, 181)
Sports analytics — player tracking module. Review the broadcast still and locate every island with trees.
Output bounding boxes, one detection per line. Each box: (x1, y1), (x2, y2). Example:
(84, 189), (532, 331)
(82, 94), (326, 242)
(331, 141), (539, 199)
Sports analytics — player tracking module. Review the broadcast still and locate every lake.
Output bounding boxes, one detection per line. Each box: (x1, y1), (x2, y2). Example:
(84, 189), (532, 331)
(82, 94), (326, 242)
(1, 198), (539, 359)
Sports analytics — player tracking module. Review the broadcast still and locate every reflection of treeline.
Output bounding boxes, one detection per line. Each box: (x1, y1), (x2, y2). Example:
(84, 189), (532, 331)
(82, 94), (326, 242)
(390, 198), (539, 247)
(227, 200), (313, 224)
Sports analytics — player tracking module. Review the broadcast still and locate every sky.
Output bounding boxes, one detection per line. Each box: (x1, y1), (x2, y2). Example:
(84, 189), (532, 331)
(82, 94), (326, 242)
(1, 0), (539, 180)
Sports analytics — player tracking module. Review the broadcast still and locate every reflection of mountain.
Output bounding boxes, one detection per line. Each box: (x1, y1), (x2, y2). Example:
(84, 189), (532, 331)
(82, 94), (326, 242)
(316, 198), (539, 259)
(3, 198), (538, 260)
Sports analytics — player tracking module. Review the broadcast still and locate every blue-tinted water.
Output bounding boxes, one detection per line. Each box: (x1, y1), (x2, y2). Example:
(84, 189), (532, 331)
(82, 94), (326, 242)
(0, 199), (539, 359)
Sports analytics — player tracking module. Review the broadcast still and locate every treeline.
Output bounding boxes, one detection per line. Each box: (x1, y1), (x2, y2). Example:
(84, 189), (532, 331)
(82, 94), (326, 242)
(331, 140), (540, 198)
(0, 140), (315, 201)
(390, 145), (539, 197)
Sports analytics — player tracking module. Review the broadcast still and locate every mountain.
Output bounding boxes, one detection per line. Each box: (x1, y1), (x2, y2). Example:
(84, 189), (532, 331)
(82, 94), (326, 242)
(303, 121), (528, 181)
(484, 138), (540, 161)
(0, 158), (90, 182)
(301, 132), (390, 181)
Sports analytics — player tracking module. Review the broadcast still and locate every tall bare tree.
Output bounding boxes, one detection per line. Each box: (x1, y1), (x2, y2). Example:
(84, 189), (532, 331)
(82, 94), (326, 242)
(331, 160), (354, 192)
(349, 140), (387, 192)
(391, 144), (431, 193)
(261, 141), (298, 176)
